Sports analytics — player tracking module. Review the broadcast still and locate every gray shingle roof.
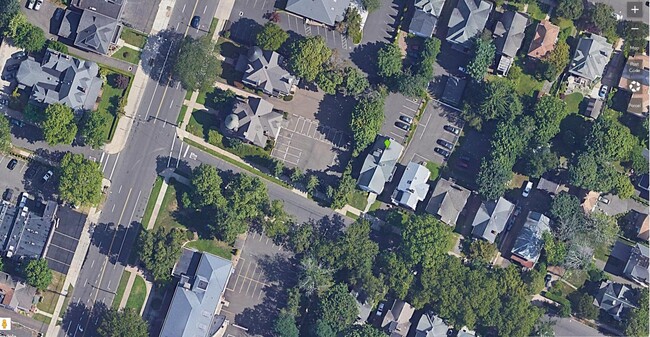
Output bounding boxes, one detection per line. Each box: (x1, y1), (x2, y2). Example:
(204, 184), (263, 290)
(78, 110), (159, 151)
(409, 9), (438, 38)
(415, 312), (449, 337)
(285, 0), (351, 26)
(159, 252), (233, 337)
(224, 97), (283, 148)
(471, 197), (514, 243)
(381, 300), (415, 337)
(494, 11), (527, 58)
(74, 10), (119, 54)
(16, 50), (102, 112)
(392, 162), (431, 210)
(74, 0), (124, 20)
(594, 281), (638, 320)
(57, 9), (81, 40)
(426, 178), (470, 226)
(446, 0), (492, 51)
(357, 137), (404, 195)
(0, 272), (37, 313)
(510, 211), (550, 267)
(235, 47), (297, 97)
(569, 34), (613, 81)
(441, 76), (467, 106)
(623, 243), (649, 284)
(414, 0), (446, 16)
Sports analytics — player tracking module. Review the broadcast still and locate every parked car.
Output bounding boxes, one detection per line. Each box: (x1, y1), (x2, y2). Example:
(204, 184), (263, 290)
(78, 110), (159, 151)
(2, 189), (12, 202)
(12, 51), (26, 60)
(522, 181), (533, 197)
(6, 64), (19, 72)
(399, 115), (413, 124)
(514, 205), (521, 217)
(544, 274), (553, 288)
(395, 121), (410, 131)
(437, 139), (454, 150)
(10, 119), (24, 127)
(598, 85), (609, 98)
(598, 195), (610, 204)
(191, 16), (201, 28)
(7, 159), (17, 170)
(26, 0), (36, 9)
(42, 170), (53, 182)
(443, 125), (460, 135)
(434, 147), (450, 159)
(375, 302), (385, 316)
(458, 66), (467, 74)
(34, 0), (42, 10)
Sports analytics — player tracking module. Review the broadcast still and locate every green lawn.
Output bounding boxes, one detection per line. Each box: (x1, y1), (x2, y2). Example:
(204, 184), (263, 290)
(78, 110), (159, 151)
(141, 177), (163, 229)
(348, 190), (368, 210)
(59, 285), (73, 318)
(564, 92), (584, 114)
(208, 18), (219, 36)
(37, 271), (65, 314)
(154, 181), (187, 231)
(197, 90), (208, 105)
(120, 27), (148, 49)
(112, 270), (132, 309)
(563, 269), (588, 289)
(425, 161), (440, 181)
(186, 109), (219, 140)
(96, 71), (131, 142)
(526, 2), (548, 21)
(185, 239), (233, 260)
(125, 275), (147, 314)
(177, 105), (188, 125)
(514, 72), (543, 96)
(33, 313), (51, 325)
(346, 211), (360, 220)
(112, 46), (142, 64)
(369, 200), (381, 212)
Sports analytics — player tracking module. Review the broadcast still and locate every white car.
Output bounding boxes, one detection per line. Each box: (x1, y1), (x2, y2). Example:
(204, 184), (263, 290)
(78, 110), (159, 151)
(26, 0), (36, 9)
(522, 181), (533, 198)
(598, 85), (609, 98)
(458, 66), (467, 74)
(42, 170), (53, 182)
(375, 302), (385, 316)
(34, 0), (42, 10)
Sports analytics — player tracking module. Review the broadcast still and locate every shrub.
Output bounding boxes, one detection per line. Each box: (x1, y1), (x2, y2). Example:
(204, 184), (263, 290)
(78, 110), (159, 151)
(283, 95), (294, 101)
(207, 129), (223, 146)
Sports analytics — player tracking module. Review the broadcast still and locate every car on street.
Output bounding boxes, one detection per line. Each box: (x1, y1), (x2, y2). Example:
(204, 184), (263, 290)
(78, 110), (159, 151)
(12, 51), (26, 60)
(34, 0), (42, 10)
(522, 181), (533, 197)
(26, 0), (36, 9)
(458, 66), (467, 74)
(437, 139), (454, 150)
(514, 205), (521, 217)
(399, 115), (413, 124)
(191, 16), (200, 28)
(598, 85), (608, 98)
(375, 302), (385, 316)
(42, 170), (53, 182)
(434, 147), (450, 159)
(7, 159), (17, 170)
(443, 125), (460, 135)
(395, 121), (410, 131)
(2, 189), (12, 202)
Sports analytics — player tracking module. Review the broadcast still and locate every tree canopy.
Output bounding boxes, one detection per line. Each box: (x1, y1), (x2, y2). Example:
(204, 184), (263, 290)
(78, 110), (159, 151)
(467, 37), (495, 82)
(82, 110), (108, 149)
(624, 288), (649, 337)
(7, 14), (46, 52)
(556, 0), (583, 19)
(530, 96), (568, 147)
(42, 103), (77, 145)
(97, 308), (149, 337)
(589, 3), (617, 38)
(0, 0), (19, 33)
(401, 214), (452, 268)
(24, 258), (52, 290)
(59, 153), (103, 206)
(174, 36), (221, 92)
(274, 312), (299, 337)
(376, 43), (403, 79)
(317, 283), (358, 332)
(288, 36), (332, 82)
(0, 116), (10, 153)
(138, 227), (185, 283)
(350, 90), (386, 155)
(255, 22), (289, 51)
(213, 173), (269, 242)
(542, 41), (570, 80)
(188, 163), (225, 209)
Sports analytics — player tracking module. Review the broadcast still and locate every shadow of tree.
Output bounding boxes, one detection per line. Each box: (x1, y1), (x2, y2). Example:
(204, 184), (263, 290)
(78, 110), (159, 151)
(140, 29), (184, 83)
(350, 41), (384, 81)
(226, 18), (264, 47)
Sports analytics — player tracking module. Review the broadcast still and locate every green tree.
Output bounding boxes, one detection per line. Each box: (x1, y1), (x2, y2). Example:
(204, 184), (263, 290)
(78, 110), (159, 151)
(59, 153), (103, 206)
(316, 67), (344, 94)
(542, 232), (567, 266)
(214, 173), (269, 242)
(137, 227), (185, 283)
(523, 264), (547, 295)
(270, 158), (284, 177)
(0, 0), (20, 33)
(289, 223), (314, 254)
(376, 43), (402, 79)
(342, 67), (369, 96)
(82, 110), (108, 149)
(264, 199), (292, 239)
(624, 288), (649, 337)
(571, 292), (599, 320)
(622, 21), (649, 54)
(467, 37), (495, 82)
(24, 258), (52, 290)
(22, 103), (45, 124)
(42, 103), (77, 145)
(9, 15), (46, 52)
(568, 152), (600, 190)
(361, 0), (380, 12)
(524, 147), (559, 179)
(290, 168), (303, 185)
(97, 308), (148, 337)
(345, 325), (385, 337)
(314, 320), (336, 337)
(531, 96), (568, 146)
(468, 239), (498, 264)
(174, 36), (221, 92)
(588, 112), (636, 162)
(298, 256), (332, 296)
(590, 3), (617, 37)
(255, 22), (288, 51)
(343, 8), (362, 44)
(189, 163), (224, 209)
(274, 312), (299, 337)
(534, 320), (556, 337)
(288, 36), (332, 82)
(556, 0), (583, 19)
(318, 283), (358, 332)
(542, 41), (570, 80)
(335, 220), (378, 284)
(587, 211), (619, 247)
(350, 91), (386, 155)
(0, 116), (10, 153)
(480, 78), (522, 121)
(477, 154), (513, 200)
(306, 174), (319, 195)
(379, 251), (413, 299)
(46, 40), (68, 53)
(401, 214), (452, 268)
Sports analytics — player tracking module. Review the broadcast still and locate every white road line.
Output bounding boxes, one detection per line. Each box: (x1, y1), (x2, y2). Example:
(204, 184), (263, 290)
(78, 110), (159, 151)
(176, 142), (183, 168)
(111, 204), (116, 212)
(19, 162), (27, 172)
(102, 154), (110, 173)
(118, 185), (122, 194)
(403, 105), (418, 112)
(91, 260), (95, 268)
(107, 280), (111, 290)
(169, 99), (174, 109)
(203, 5), (207, 13)
(108, 152), (120, 181)
(182, 3), (186, 12)
(0, 155), (4, 165)
(99, 152), (105, 164)
(390, 131), (404, 139)
(183, 144), (190, 157)
(419, 113), (433, 140)
(168, 137), (176, 167)
(176, 22), (180, 31)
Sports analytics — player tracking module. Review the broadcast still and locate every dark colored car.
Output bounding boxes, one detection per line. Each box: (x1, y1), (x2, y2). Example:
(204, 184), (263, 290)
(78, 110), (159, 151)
(7, 158), (17, 170)
(12, 51), (26, 60)
(395, 121), (410, 131)
(399, 115), (413, 124)
(443, 125), (460, 135)
(434, 147), (450, 159)
(6, 64), (19, 72)
(437, 139), (454, 150)
(0, 99), (8, 105)
(1, 72), (15, 81)
(2, 189), (12, 202)
(191, 16), (201, 28)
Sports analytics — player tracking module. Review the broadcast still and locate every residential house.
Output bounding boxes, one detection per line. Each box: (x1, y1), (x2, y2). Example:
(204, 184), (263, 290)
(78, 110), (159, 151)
(458, 327), (477, 337)
(471, 197), (514, 243)
(581, 190), (600, 214)
(391, 162), (431, 210)
(593, 281), (638, 321)
(381, 300), (415, 337)
(446, 0), (492, 53)
(351, 290), (373, 324)
(582, 97), (604, 119)
(357, 137), (404, 195)
(527, 20), (559, 60)
(536, 177), (566, 196)
(57, 3), (122, 55)
(426, 178), (470, 227)
(618, 54), (649, 116)
(72, 0), (124, 19)
(284, 0), (351, 26)
(623, 243), (649, 285)
(0, 272), (38, 313)
(159, 251), (233, 337)
(636, 213), (649, 241)
(409, 0), (446, 38)
(510, 211), (550, 268)
(16, 49), (102, 112)
(222, 97), (284, 148)
(235, 46), (298, 97)
(493, 11), (527, 75)
(415, 312), (450, 337)
(568, 34), (613, 83)
(441, 76), (467, 107)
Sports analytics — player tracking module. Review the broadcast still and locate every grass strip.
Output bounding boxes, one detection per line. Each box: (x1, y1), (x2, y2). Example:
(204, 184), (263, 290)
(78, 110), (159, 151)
(125, 275), (147, 314)
(186, 239), (233, 260)
(112, 270), (132, 309)
(140, 177), (164, 229)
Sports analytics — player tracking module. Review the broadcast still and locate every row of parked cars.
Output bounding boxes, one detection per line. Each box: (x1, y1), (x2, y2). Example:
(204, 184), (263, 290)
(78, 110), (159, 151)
(433, 125), (460, 159)
(26, 0), (43, 10)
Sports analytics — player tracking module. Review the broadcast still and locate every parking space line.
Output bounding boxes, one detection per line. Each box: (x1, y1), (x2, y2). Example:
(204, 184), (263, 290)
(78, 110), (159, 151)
(390, 131), (404, 140)
(19, 161), (27, 172)
(403, 105), (418, 112)
(49, 242), (76, 253)
(245, 263), (258, 295)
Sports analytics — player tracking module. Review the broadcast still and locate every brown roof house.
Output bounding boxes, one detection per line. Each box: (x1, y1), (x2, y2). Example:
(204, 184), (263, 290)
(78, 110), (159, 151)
(527, 20), (559, 59)
(636, 213), (649, 241)
(618, 54), (649, 116)
(381, 300), (416, 337)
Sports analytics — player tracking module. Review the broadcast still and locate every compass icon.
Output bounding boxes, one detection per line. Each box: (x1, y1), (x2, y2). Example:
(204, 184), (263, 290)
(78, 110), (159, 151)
(629, 81), (641, 93)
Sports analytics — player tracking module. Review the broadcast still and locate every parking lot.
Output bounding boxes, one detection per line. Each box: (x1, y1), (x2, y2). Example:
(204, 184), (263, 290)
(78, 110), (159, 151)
(45, 205), (86, 274)
(380, 92), (422, 146)
(0, 154), (58, 202)
(223, 231), (296, 337)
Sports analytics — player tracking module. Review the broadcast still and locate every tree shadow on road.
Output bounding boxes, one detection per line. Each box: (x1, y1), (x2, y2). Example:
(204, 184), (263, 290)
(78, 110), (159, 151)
(140, 29), (184, 84)
(60, 300), (109, 337)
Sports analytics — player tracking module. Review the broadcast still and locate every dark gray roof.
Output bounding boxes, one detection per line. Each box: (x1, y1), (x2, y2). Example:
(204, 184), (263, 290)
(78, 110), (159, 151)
(510, 211), (550, 266)
(285, 0), (351, 26)
(392, 162), (431, 210)
(414, 0), (446, 16)
(569, 34), (613, 81)
(471, 197), (514, 243)
(357, 137), (404, 195)
(16, 50), (101, 112)
(160, 252), (233, 337)
(225, 97), (283, 147)
(74, 10), (119, 55)
(409, 9), (438, 38)
(57, 9), (81, 40)
(0, 194), (56, 260)
(235, 47), (297, 97)
(441, 76), (467, 106)
(446, 0), (492, 51)
(583, 97), (604, 119)
(73, 0), (124, 20)
(494, 11), (527, 58)
(415, 312), (449, 337)
(536, 177), (560, 195)
(426, 178), (470, 226)
(623, 243), (649, 284)
(594, 281), (637, 320)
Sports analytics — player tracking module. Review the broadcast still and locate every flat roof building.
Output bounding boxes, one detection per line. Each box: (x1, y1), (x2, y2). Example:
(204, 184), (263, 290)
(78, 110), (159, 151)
(0, 194), (57, 260)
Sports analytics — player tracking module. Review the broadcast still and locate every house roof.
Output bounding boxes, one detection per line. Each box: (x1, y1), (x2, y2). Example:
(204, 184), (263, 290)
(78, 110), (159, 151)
(594, 281), (638, 320)
(471, 197), (514, 243)
(511, 211), (550, 267)
(159, 252), (233, 337)
(527, 20), (559, 59)
(582, 97), (604, 119)
(285, 0), (351, 26)
(351, 290), (373, 324)
(415, 312), (449, 337)
(381, 300), (415, 337)
(357, 137), (404, 195)
(582, 190), (600, 213)
(16, 49), (102, 112)
(623, 243), (649, 284)
(0, 272), (37, 312)
(441, 76), (467, 107)
(74, 9), (119, 54)
(637, 213), (649, 241)
(235, 47), (298, 96)
(73, 0), (124, 19)
(409, 9), (438, 38)
(392, 162), (431, 210)
(414, 0), (446, 16)
(494, 11), (527, 58)
(536, 177), (561, 195)
(225, 97), (283, 147)
(446, 0), (492, 50)
(618, 54), (649, 115)
(426, 178), (470, 226)
(57, 9), (81, 40)
(569, 34), (613, 81)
